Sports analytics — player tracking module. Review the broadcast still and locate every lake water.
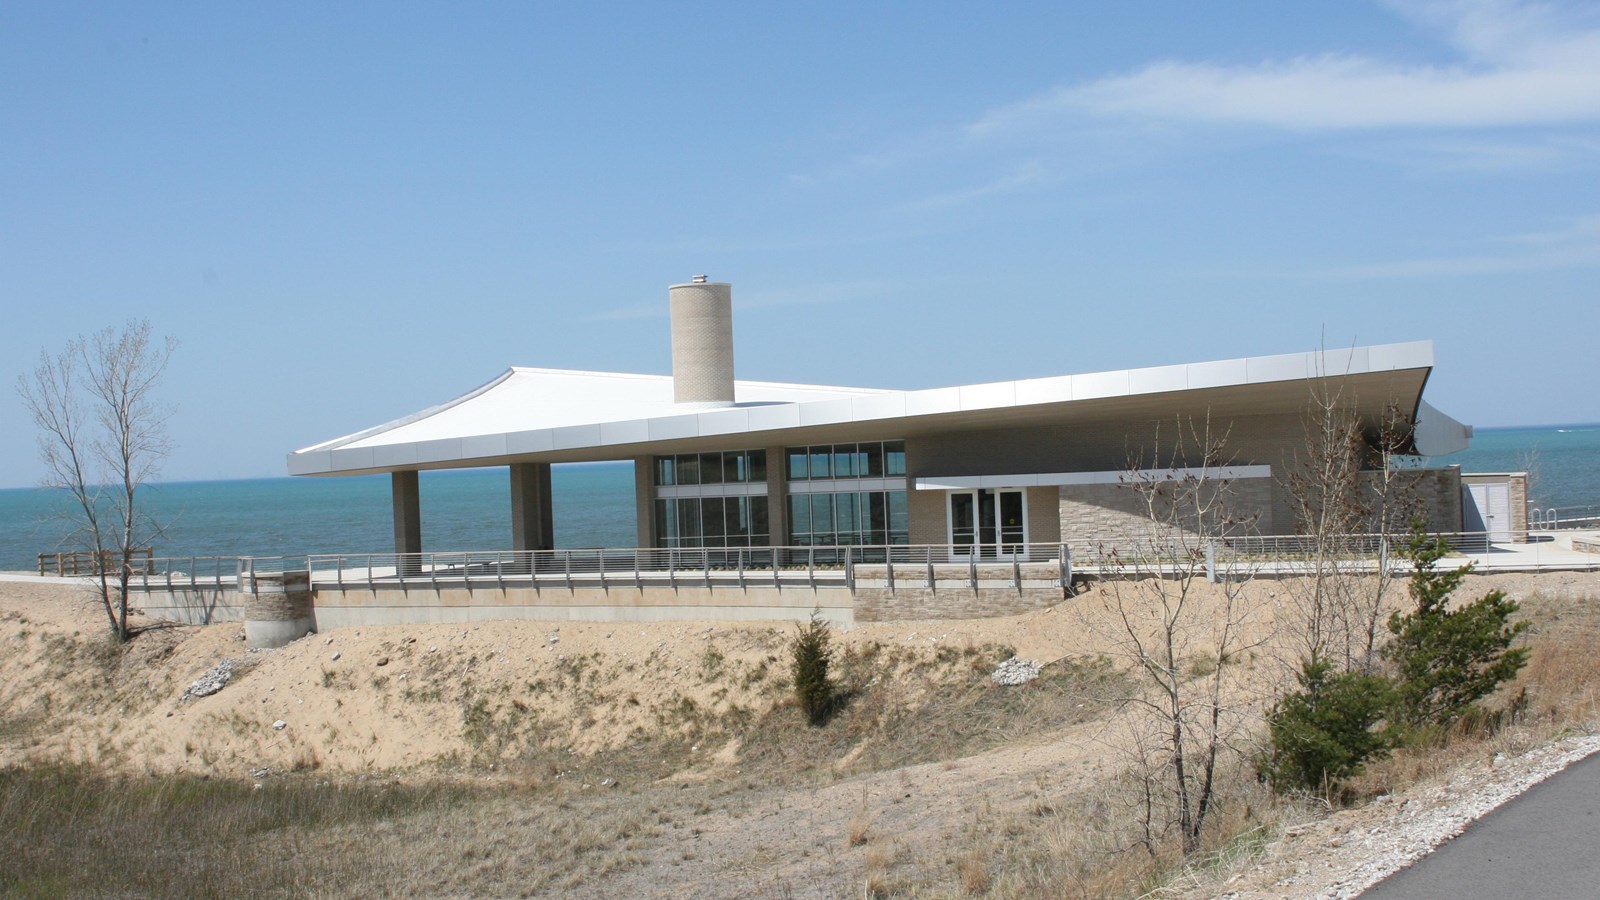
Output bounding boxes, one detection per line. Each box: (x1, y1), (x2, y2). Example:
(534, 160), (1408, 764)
(1, 424), (1595, 570)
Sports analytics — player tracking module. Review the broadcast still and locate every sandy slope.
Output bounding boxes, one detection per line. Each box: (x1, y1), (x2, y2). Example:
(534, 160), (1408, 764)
(3, 571), (1597, 898)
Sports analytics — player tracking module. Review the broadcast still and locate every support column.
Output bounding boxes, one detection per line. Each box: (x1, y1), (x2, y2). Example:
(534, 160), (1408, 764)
(765, 445), (788, 552)
(510, 462), (554, 552)
(392, 471), (422, 575)
(634, 456), (655, 548)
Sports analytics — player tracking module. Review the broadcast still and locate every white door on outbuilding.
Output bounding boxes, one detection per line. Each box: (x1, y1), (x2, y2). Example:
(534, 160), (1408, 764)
(1463, 483), (1512, 543)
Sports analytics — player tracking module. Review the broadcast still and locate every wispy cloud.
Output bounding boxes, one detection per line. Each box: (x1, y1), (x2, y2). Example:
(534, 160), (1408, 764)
(970, 1), (1600, 135)
(1366, 134), (1600, 172)
(905, 163), (1050, 211)
(1308, 214), (1600, 278)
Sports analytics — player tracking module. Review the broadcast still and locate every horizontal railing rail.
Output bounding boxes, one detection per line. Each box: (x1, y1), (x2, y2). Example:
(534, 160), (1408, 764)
(115, 528), (1598, 596)
(1531, 506), (1600, 530)
(36, 548), (154, 577)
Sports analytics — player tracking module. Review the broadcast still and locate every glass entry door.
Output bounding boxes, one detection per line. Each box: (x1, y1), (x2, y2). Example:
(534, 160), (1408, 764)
(948, 489), (1027, 559)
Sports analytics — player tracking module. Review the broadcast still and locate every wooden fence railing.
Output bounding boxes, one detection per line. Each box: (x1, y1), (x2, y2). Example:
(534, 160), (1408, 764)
(36, 548), (154, 577)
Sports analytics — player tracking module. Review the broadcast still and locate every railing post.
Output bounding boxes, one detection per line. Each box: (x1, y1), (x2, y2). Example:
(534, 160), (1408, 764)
(886, 555), (895, 592)
(1061, 545), (1072, 593)
(845, 546), (854, 593)
(565, 550), (573, 591)
(969, 553), (977, 591)
(703, 548), (711, 588)
(808, 547), (815, 590)
(635, 549), (643, 591)
(1205, 541), (1218, 583)
(737, 549), (744, 590)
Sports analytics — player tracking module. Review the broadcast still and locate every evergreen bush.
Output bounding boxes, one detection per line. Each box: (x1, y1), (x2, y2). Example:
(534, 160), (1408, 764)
(791, 610), (836, 726)
(1384, 521), (1529, 729)
(1261, 657), (1400, 793)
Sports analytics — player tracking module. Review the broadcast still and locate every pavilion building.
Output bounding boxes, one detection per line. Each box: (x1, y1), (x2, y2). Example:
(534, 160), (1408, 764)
(287, 278), (1475, 563)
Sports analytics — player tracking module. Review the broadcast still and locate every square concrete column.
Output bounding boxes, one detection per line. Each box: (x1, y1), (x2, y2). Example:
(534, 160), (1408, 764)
(634, 456), (655, 548)
(510, 462), (554, 552)
(392, 471), (422, 575)
(765, 445), (787, 550)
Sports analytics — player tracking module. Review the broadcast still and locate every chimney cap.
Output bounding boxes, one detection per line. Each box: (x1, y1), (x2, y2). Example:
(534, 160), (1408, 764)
(691, 274), (708, 284)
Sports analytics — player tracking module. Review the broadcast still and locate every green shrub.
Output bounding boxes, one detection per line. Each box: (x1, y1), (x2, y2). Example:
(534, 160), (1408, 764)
(1384, 522), (1529, 729)
(791, 611), (836, 726)
(1261, 657), (1400, 793)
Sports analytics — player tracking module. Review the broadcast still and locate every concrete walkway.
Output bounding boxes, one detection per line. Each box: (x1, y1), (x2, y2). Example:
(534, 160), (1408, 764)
(1453, 530), (1600, 572)
(1361, 750), (1600, 899)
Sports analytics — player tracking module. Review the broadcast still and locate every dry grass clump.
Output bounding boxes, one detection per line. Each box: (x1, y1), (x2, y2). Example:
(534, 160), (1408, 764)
(737, 644), (1125, 784)
(0, 765), (662, 897)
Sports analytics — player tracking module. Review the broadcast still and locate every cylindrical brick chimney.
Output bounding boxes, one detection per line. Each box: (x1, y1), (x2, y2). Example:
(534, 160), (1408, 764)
(669, 277), (735, 407)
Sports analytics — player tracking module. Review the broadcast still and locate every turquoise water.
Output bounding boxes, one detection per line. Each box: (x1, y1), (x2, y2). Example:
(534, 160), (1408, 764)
(2, 425), (1595, 570)
(1429, 424), (1600, 510)
(0, 463), (637, 571)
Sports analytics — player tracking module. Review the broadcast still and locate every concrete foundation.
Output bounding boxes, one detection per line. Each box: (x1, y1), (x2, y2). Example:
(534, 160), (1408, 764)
(243, 570), (315, 648)
(310, 582), (854, 628)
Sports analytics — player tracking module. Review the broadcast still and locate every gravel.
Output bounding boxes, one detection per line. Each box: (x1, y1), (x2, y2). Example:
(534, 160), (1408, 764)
(1202, 733), (1600, 899)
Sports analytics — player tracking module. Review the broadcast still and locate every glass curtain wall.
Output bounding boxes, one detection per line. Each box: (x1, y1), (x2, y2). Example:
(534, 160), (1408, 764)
(652, 450), (769, 549)
(785, 441), (909, 561)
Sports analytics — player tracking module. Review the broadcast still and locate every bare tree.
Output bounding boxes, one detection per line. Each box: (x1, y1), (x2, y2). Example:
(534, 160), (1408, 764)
(1281, 376), (1419, 673)
(17, 321), (176, 642)
(1352, 401), (1420, 667)
(1090, 417), (1268, 856)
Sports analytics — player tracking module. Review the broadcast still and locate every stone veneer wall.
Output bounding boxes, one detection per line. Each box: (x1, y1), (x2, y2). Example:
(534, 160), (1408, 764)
(1025, 486), (1061, 545)
(1059, 476), (1275, 547)
(907, 487), (948, 545)
(1367, 467), (1463, 535)
(854, 586), (1066, 622)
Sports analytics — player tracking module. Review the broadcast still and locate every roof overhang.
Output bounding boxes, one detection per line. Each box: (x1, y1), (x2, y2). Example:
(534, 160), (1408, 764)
(288, 341), (1457, 477)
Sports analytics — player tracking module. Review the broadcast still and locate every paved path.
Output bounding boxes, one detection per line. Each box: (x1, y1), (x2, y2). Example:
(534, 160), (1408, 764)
(1361, 751), (1600, 899)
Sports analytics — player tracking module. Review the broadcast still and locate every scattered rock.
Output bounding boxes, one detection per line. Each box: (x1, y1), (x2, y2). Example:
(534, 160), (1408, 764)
(272, 720), (287, 730)
(991, 656), (1041, 686)
(330, 651), (341, 661)
(376, 656), (390, 667)
(183, 659), (236, 700)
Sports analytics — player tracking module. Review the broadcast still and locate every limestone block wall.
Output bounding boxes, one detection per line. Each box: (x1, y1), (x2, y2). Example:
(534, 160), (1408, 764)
(908, 488), (947, 545)
(1371, 467), (1463, 534)
(1059, 476), (1275, 547)
(1025, 486), (1061, 545)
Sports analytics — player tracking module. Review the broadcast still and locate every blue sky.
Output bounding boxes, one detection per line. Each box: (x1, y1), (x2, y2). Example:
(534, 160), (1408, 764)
(3, 1), (1598, 487)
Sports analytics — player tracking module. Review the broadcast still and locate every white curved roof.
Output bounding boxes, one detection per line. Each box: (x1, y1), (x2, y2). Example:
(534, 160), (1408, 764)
(288, 341), (1466, 476)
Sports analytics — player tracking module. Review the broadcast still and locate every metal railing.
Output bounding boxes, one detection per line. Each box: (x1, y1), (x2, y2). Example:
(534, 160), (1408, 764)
(300, 543), (1075, 593)
(117, 528), (1599, 596)
(1531, 505), (1600, 530)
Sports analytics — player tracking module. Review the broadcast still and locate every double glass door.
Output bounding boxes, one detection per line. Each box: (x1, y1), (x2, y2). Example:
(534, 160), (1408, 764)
(949, 489), (1026, 558)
